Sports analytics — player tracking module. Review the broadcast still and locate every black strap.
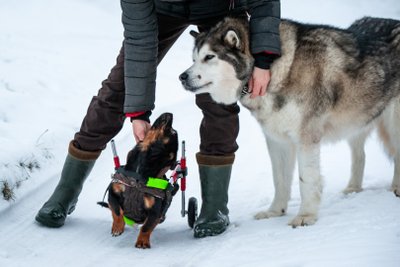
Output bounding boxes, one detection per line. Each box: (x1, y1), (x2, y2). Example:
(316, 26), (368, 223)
(115, 166), (146, 182)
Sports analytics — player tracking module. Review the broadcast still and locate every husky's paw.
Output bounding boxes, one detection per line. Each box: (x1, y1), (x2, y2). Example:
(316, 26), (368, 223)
(392, 185), (400, 197)
(254, 208), (286, 220)
(343, 186), (363, 194)
(288, 214), (317, 228)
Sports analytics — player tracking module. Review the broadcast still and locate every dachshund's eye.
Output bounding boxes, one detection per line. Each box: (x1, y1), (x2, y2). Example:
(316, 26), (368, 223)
(204, 55), (215, 61)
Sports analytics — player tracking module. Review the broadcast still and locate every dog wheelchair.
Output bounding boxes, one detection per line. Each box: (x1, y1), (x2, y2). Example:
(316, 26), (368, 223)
(111, 139), (198, 228)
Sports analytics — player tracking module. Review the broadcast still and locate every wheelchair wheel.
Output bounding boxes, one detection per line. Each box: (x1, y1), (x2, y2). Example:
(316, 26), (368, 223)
(187, 197), (198, 228)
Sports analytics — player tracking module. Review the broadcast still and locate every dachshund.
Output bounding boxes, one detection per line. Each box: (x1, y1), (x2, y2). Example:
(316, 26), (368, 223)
(98, 112), (179, 248)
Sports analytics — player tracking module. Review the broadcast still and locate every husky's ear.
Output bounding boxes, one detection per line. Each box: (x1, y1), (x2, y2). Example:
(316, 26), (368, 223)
(224, 30), (241, 50)
(190, 30), (199, 38)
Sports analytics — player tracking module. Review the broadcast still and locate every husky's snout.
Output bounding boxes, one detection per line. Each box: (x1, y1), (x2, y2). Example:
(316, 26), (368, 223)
(179, 70), (200, 92)
(179, 71), (191, 91)
(179, 72), (188, 82)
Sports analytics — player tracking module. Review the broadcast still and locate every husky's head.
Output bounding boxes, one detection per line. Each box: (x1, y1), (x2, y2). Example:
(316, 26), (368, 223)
(179, 17), (254, 105)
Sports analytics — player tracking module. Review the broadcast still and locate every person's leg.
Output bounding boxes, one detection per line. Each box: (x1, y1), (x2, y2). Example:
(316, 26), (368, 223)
(190, 16), (242, 237)
(194, 93), (240, 238)
(35, 141), (101, 227)
(36, 14), (189, 228)
(36, 46), (126, 227)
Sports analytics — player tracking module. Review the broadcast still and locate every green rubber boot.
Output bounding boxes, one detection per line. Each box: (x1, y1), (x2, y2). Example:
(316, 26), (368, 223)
(35, 141), (100, 228)
(194, 153), (234, 238)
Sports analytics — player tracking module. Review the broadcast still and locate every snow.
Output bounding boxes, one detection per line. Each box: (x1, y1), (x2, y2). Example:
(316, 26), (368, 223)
(1, 0), (400, 266)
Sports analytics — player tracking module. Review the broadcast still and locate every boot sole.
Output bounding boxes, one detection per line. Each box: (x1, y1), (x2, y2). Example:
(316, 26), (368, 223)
(193, 223), (228, 238)
(35, 214), (65, 228)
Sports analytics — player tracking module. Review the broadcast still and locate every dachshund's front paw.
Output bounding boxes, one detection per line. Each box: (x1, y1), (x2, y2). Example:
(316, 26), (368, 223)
(111, 221), (125, 236)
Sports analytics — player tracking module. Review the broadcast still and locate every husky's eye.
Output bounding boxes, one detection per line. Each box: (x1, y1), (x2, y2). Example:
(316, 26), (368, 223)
(204, 55), (215, 61)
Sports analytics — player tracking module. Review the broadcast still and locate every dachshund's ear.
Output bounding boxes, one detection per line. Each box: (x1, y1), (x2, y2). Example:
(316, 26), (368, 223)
(190, 30), (199, 38)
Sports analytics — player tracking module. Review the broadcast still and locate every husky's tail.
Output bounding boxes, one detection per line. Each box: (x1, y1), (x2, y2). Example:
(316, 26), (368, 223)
(349, 16), (400, 51)
(390, 25), (400, 52)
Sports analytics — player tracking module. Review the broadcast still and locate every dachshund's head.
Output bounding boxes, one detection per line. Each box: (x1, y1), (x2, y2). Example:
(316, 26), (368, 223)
(125, 113), (178, 179)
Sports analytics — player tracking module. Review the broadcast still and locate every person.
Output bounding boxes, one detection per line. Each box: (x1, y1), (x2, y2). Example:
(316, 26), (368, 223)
(35, 0), (281, 238)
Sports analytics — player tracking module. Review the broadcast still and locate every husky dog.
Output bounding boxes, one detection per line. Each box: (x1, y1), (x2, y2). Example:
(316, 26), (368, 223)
(180, 17), (400, 227)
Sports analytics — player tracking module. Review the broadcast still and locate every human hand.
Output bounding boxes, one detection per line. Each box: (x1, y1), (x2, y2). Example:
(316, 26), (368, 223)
(131, 120), (151, 143)
(248, 67), (271, 98)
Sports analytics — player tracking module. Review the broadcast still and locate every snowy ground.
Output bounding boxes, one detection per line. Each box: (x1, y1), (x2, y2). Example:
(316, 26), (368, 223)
(1, 0), (400, 266)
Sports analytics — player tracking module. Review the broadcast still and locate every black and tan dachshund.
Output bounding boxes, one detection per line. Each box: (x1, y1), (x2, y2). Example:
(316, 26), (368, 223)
(98, 112), (179, 248)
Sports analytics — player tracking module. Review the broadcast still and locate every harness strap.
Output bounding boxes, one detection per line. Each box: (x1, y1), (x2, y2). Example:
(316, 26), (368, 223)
(146, 177), (169, 190)
(115, 167), (170, 190)
(115, 167), (144, 181)
(123, 216), (136, 227)
(103, 169), (176, 227)
(112, 171), (173, 199)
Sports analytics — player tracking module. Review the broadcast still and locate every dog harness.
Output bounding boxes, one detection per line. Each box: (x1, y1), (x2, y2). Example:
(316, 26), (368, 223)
(109, 167), (176, 226)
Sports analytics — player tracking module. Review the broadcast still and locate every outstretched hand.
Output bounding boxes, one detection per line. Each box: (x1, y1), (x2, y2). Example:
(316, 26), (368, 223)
(132, 120), (151, 143)
(248, 67), (271, 98)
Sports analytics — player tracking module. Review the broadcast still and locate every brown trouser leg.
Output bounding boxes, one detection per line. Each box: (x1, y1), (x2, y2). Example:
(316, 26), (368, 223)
(196, 94), (240, 155)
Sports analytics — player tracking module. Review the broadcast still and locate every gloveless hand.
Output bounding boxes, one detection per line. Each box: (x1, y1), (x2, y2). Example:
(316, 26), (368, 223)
(131, 120), (151, 143)
(248, 67), (271, 98)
